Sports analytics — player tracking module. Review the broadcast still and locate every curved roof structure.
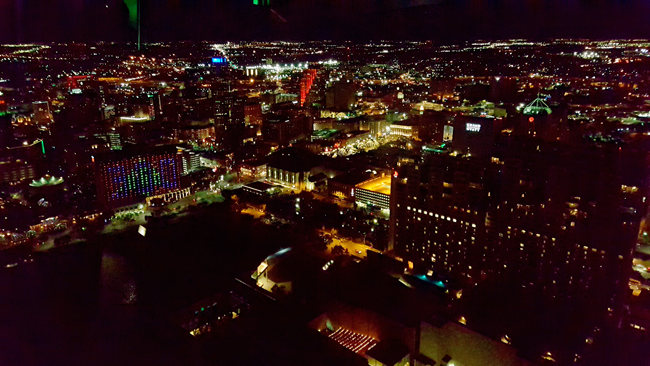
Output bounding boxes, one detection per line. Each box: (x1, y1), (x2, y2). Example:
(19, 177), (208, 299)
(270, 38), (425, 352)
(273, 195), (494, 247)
(29, 176), (63, 187)
(523, 97), (552, 116)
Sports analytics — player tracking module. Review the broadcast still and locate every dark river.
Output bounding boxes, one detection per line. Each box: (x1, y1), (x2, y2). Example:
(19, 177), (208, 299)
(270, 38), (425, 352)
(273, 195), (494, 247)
(0, 205), (284, 366)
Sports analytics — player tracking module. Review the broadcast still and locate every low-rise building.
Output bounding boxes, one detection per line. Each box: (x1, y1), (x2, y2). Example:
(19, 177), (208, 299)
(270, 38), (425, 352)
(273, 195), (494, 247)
(355, 175), (391, 211)
(266, 148), (317, 191)
(239, 160), (267, 180)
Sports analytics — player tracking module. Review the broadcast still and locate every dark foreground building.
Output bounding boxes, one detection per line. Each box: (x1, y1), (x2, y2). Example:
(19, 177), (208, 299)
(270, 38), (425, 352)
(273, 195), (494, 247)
(390, 137), (649, 319)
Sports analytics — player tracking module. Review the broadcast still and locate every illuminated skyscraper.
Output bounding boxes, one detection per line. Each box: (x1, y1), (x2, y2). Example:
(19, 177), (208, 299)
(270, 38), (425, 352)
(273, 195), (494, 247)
(517, 97), (560, 142)
(300, 69), (318, 106)
(0, 92), (7, 113)
(94, 146), (182, 209)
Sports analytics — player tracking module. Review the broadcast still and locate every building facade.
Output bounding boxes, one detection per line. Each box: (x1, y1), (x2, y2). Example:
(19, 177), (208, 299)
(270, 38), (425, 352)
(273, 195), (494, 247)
(95, 147), (183, 209)
(390, 141), (648, 315)
(0, 159), (36, 184)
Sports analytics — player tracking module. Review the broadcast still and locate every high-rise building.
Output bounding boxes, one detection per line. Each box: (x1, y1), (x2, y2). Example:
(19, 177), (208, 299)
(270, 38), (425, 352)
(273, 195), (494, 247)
(451, 113), (504, 157)
(231, 96), (247, 125)
(517, 97), (559, 142)
(93, 132), (123, 151)
(244, 103), (263, 127)
(94, 146), (183, 209)
(326, 81), (357, 111)
(0, 139), (45, 184)
(176, 147), (202, 175)
(262, 108), (311, 145)
(300, 69), (318, 106)
(0, 93), (8, 113)
(211, 80), (233, 126)
(409, 110), (452, 144)
(0, 111), (14, 147)
(390, 139), (648, 316)
(0, 159), (36, 184)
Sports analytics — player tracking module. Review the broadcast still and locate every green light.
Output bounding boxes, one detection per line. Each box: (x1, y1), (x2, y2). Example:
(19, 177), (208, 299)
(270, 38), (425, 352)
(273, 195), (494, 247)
(201, 307), (205, 312)
(40, 140), (45, 155)
(123, 0), (138, 26)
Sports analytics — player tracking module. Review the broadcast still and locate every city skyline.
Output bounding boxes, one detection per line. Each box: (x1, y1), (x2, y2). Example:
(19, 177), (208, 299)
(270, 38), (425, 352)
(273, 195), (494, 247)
(1, 29), (650, 366)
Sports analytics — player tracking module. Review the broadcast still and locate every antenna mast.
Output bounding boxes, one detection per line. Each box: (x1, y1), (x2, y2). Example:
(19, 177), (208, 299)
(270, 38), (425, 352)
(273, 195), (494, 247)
(137, 0), (141, 51)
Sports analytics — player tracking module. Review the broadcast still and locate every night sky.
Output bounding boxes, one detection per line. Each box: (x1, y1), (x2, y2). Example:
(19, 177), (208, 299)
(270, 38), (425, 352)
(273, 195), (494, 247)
(0, 0), (649, 44)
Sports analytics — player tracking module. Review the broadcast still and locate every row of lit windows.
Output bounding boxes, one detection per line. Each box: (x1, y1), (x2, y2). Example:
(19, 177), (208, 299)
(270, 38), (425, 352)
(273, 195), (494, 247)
(405, 207), (479, 228)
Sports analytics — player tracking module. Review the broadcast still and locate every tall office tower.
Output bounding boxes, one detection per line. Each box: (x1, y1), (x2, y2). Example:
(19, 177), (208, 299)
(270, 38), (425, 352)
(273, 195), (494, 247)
(210, 57), (230, 78)
(59, 89), (102, 132)
(390, 139), (648, 315)
(517, 97), (560, 142)
(32, 101), (53, 125)
(1, 139), (46, 163)
(0, 93), (7, 113)
(451, 113), (504, 157)
(489, 76), (518, 104)
(0, 159), (36, 184)
(262, 115), (305, 145)
(0, 139), (45, 184)
(325, 81), (357, 111)
(211, 80), (232, 126)
(410, 110), (452, 144)
(231, 96), (247, 125)
(94, 146), (182, 209)
(244, 103), (263, 127)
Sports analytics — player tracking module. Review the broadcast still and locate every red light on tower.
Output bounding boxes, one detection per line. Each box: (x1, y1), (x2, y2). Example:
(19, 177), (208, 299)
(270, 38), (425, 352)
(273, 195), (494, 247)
(393, 171), (399, 178)
(528, 117), (535, 123)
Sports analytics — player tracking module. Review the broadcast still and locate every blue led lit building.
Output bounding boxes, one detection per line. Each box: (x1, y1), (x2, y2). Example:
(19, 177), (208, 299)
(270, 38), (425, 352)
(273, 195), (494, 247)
(94, 146), (183, 209)
(211, 56), (229, 78)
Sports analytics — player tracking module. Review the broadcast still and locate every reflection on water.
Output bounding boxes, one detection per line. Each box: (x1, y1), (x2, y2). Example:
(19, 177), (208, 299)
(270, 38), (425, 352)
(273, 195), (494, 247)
(0, 206), (281, 365)
(123, 279), (137, 304)
(100, 250), (137, 306)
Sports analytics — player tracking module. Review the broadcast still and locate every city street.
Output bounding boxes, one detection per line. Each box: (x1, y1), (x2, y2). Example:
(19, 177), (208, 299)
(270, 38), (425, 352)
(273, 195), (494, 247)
(322, 230), (381, 258)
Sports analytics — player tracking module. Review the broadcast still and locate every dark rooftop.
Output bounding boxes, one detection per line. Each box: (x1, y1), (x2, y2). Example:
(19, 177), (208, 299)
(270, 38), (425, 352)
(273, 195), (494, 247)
(365, 339), (410, 366)
(415, 353), (437, 366)
(308, 172), (328, 183)
(267, 147), (318, 173)
(94, 144), (178, 163)
(244, 181), (277, 192)
(330, 170), (374, 186)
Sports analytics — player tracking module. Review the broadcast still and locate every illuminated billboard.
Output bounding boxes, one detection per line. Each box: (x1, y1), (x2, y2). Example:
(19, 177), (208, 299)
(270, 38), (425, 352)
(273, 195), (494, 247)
(466, 123), (481, 132)
(211, 57), (227, 64)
